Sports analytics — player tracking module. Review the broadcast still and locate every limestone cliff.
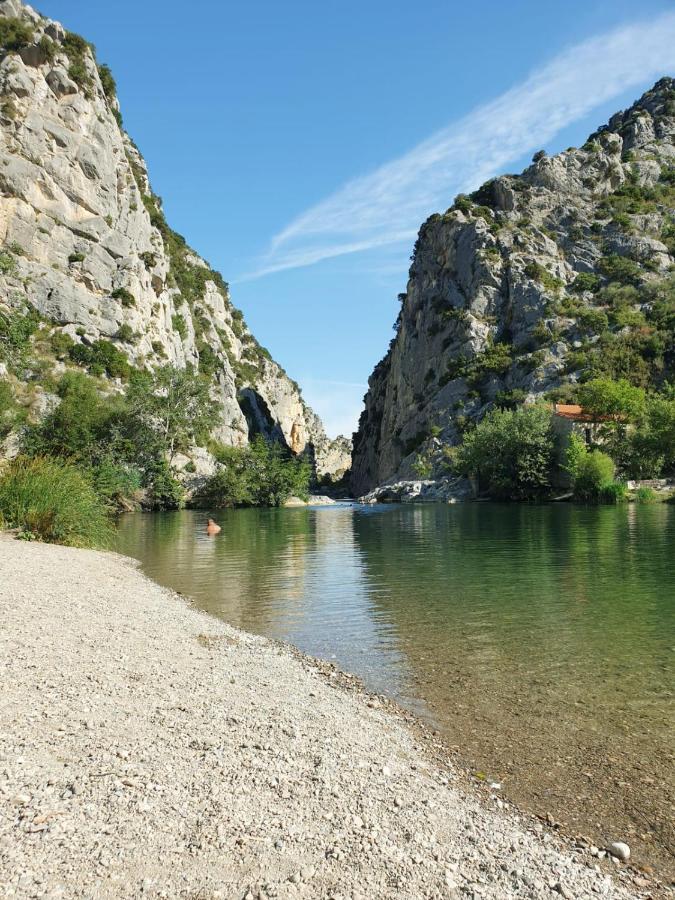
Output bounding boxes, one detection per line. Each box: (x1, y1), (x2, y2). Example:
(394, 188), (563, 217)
(352, 79), (675, 494)
(0, 0), (350, 480)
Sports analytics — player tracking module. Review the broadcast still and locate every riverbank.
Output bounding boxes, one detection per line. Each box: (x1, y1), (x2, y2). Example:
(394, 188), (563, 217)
(0, 538), (654, 899)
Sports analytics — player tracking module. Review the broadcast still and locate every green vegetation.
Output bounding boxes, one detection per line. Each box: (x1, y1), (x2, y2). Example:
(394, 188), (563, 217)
(62, 31), (93, 94)
(0, 251), (16, 274)
(0, 456), (112, 547)
(0, 306), (39, 372)
(69, 338), (130, 379)
(115, 323), (135, 343)
(0, 17), (34, 52)
(524, 261), (564, 294)
(68, 252), (85, 264)
(578, 377), (646, 419)
(38, 35), (56, 63)
(565, 437), (625, 502)
(597, 255), (642, 286)
(111, 287), (135, 308)
(454, 405), (555, 500)
(0, 381), (23, 438)
(97, 63), (116, 101)
(198, 437), (311, 508)
(125, 366), (219, 463)
(20, 366), (219, 514)
(171, 313), (187, 339)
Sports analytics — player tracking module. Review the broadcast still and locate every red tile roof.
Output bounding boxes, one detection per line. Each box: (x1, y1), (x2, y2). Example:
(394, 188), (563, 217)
(553, 403), (595, 421)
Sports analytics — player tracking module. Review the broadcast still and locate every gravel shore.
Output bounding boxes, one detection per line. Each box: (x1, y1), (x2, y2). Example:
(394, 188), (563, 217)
(0, 538), (650, 899)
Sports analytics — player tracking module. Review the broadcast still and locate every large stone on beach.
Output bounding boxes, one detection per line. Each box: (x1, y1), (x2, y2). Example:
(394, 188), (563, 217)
(607, 841), (630, 862)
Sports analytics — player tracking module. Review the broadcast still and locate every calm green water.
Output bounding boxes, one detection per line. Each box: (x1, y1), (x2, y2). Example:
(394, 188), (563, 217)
(116, 503), (675, 877)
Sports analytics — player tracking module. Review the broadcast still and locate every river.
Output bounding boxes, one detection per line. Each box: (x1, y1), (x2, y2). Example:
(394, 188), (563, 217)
(116, 501), (675, 880)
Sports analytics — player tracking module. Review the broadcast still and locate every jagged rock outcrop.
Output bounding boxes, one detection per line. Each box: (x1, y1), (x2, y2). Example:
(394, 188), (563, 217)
(352, 78), (675, 494)
(0, 0), (350, 479)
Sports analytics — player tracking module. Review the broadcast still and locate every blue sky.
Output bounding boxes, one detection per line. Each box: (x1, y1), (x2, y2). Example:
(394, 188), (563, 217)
(37, 0), (675, 436)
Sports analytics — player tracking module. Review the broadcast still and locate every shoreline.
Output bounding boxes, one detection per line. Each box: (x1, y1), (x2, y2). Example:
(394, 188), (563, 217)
(0, 536), (660, 899)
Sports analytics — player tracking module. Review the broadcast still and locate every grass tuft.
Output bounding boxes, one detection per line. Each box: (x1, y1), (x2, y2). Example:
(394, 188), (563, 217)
(0, 456), (113, 548)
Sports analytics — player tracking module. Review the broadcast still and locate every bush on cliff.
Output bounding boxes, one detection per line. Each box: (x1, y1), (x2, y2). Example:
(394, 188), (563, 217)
(454, 404), (555, 500)
(0, 456), (112, 547)
(22, 367), (214, 510)
(0, 18), (34, 52)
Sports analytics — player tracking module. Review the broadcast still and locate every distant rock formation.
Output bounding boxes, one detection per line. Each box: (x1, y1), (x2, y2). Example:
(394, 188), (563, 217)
(0, 0), (350, 480)
(352, 78), (675, 493)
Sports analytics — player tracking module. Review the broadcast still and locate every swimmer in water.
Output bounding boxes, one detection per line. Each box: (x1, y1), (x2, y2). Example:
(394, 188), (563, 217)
(206, 518), (221, 535)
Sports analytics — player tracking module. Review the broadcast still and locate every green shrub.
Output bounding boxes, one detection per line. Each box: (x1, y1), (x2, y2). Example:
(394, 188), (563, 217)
(146, 459), (185, 510)
(24, 371), (119, 461)
(454, 404), (555, 499)
(115, 323), (135, 343)
(50, 330), (75, 359)
(572, 450), (616, 500)
(0, 251), (16, 274)
(412, 453), (433, 478)
(90, 456), (142, 506)
(524, 261), (563, 293)
(576, 308), (608, 334)
(634, 486), (657, 503)
(598, 254), (642, 285)
(599, 480), (627, 503)
(199, 436), (311, 508)
(111, 287), (135, 307)
(0, 456), (112, 547)
(68, 252), (85, 264)
(69, 338), (130, 379)
(172, 313), (188, 338)
(197, 340), (219, 376)
(494, 388), (526, 410)
(63, 31), (93, 93)
(38, 35), (56, 62)
(0, 306), (39, 369)
(0, 18), (34, 51)
(0, 380), (21, 437)
(97, 63), (116, 101)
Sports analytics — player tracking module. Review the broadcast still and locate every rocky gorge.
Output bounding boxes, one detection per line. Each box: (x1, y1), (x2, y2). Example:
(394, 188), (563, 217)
(0, 0), (350, 485)
(351, 79), (675, 495)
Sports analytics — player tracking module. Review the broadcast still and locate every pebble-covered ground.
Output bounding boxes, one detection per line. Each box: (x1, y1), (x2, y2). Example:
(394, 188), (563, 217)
(0, 538), (653, 899)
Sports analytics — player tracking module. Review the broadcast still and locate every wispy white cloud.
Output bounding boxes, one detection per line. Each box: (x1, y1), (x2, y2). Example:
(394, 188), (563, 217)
(242, 13), (675, 281)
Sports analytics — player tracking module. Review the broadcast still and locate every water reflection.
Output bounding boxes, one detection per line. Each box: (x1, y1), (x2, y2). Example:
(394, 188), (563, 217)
(116, 502), (675, 877)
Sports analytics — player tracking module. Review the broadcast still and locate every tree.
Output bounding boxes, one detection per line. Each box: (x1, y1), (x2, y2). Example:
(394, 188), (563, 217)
(126, 366), (219, 462)
(199, 437), (311, 508)
(578, 378), (646, 421)
(454, 404), (555, 500)
(572, 450), (617, 500)
(626, 393), (675, 477)
(23, 371), (122, 462)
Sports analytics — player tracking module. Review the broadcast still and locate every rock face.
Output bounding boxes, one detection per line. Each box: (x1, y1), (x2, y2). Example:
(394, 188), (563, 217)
(0, 0), (350, 479)
(352, 79), (675, 494)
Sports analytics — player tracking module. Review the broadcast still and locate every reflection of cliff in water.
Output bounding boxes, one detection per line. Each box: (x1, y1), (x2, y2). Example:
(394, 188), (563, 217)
(116, 507), (418, 700)
(350, 503), (675, 875)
